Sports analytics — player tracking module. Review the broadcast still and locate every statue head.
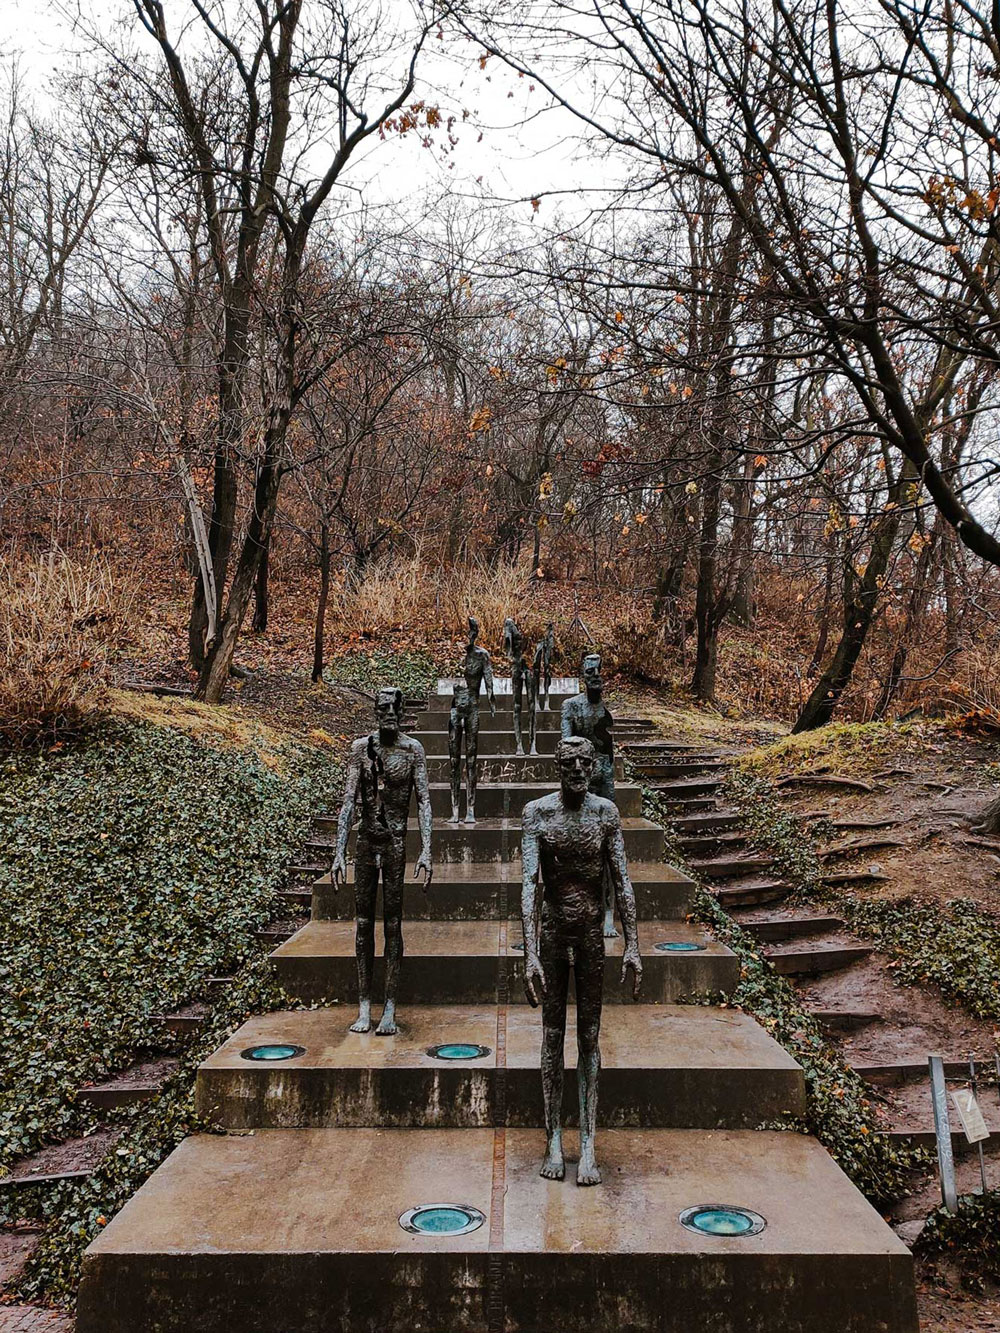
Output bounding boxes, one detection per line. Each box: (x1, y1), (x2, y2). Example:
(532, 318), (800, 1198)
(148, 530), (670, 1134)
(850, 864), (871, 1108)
(467, 615), (479, 647)
(503, 616), (522, 658)
(375, 687), (403, 736)
(557, 735), (596, 799)
(582, 652), (603, 694)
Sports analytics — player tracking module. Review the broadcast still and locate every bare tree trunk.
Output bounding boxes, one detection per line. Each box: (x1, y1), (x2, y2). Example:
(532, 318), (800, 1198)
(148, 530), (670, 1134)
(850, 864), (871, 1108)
(808, 546), (836, 678)
(313, 521), (330, 683)
(692, 465), (723, 701)
(252, 533), (270, 633)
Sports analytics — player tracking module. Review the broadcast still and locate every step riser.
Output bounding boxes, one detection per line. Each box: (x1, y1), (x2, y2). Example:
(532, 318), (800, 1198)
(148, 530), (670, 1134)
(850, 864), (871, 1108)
(412, 784), (644, 818)
(312, 825), (667, 863)
(310, 881), (694, 921)
(425, 757), (626, 783)
(769, 949), (871, 977)
(634, 764), (726, 779)
(78, 1248), (918, 1333)
(411, 731), (561, 754)
(272, 953), (740, 1006)
(405, 714), (655, 734)
(745, 918), (844, 943)
(196, 1066), (805, 1131)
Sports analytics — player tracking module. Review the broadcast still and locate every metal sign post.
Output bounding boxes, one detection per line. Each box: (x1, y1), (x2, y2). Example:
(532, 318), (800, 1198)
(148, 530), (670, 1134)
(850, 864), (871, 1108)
(929, 1055), (958, 1213)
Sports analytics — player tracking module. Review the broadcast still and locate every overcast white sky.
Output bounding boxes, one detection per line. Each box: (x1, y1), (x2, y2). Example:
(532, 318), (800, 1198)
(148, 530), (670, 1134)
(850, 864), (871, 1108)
(0, 0), (604, 231)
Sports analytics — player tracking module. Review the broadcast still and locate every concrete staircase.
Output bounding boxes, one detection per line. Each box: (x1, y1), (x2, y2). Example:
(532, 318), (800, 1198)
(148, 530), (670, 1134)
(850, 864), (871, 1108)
(75, 690), (918, 1333)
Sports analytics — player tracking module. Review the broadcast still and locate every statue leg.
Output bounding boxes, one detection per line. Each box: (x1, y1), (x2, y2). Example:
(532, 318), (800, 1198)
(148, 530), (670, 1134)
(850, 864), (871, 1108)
(375, 841), (406, 1036)
(539, 929), (570, 1180)
(464, 705), (479, 825)
(513, 666), (525, 756)
(575, 925), (605, 1186)
(544, 665), (552, 711)
(350, 843), (378, 1032)
(447, 707), (462, 823)
(592, 761), (619, 938)
(527, 672), (538, 756)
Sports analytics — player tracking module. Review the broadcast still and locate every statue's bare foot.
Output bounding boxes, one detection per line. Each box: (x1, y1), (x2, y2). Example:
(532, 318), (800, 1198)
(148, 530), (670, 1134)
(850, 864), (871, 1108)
(349, 1009), (372, 1034)
(464, 807), (477, 825)
(447, 807), (461, 824)
(375, 1004), (398, 1036)
(516, 746), (525, 757)
(540, 1133), (565, 1181)
(577, 1150), (602, 1187)
(529, 746), (538, 756)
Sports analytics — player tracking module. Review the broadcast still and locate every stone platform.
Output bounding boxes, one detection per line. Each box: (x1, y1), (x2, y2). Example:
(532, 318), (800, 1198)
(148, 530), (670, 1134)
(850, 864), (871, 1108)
(416, 781), (643, 818)
(77, 1127), (918, 1333)
(424, 754), (626, 783)
(195, 1005), (806, 1129)
(271, 919), (739, 1004)
(309, 859), (694, 921)
(322, 815), (668, 862)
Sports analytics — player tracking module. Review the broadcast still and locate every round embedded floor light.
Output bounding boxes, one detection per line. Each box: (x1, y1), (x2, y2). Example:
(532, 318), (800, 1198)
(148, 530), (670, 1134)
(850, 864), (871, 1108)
(239, 1044), (306, 1062)
(399, 1203), (485, 1236)
(654, 941), (706, 953)
(679, 1205), (766, 1237)
(426, 1043), (492, 1061)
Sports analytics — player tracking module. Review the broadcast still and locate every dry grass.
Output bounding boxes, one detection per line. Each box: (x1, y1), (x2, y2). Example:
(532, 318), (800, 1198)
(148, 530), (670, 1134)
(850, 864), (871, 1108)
(0, 555), (134, 748)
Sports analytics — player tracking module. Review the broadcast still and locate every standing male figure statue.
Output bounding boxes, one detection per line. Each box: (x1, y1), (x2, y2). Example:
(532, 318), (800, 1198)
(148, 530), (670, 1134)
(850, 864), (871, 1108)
(533, 621), (555, 711)
(503, 617), (537, 756)
(561, 652), (617, 937)
(331, 687), (433, 1035)
(448, 616), (496, 824)
(521, 736), (642, 1186)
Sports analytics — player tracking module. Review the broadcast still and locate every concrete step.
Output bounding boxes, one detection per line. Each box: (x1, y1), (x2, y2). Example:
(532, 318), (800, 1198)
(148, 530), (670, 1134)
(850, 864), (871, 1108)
(76, 1127), (918, 1333)
(852, 1059), (992, 1087)
(633, 761), (729, 780)
(677, 831), (747, 856)
(743, 916), (845, 943)
(766, 945), (873, 977)
(425, 755), (626, 783)
(808, 1009), (882, 1032)
(715, 880), (791, 908)
(420, 782), (645, 819)
(279, 887), (312, 909)
(270, 919), (739, 1005)
(646, 776), (723, 799)
(669, 811), (741, 833)
(405, 713), (655, 735)
(310, 860), (695, 922)
(409, 729), (562, 755)
(195, 1004), (805, 1131)
(417, 685), (579, 712)
(311, 816), (666, 864)
(688, 855), (773, 881)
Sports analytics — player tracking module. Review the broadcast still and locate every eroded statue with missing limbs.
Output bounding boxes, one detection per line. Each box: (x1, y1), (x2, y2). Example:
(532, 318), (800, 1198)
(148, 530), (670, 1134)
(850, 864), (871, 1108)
(448, 616), (496, 825)
(331, 687), (433, 1035)
(521, 735), (642, 1187)
(561, 652), (618, 937)
(503, 616), (537, 756)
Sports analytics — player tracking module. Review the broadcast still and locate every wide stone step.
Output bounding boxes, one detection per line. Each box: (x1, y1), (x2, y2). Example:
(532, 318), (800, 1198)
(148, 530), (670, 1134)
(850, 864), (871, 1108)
(406, 712), (655, 734)
(670, 811), (742, 833)
(714, 879), (791, 908)
(312, 816), (666, 863)
(808, 1008), (882, 1032)
(422, 782), (644, 818)
(195, 1004), (805, 1130)
(410, 730), (562, 754)
(634, 761), (729, 780)
(647, 776), (723, 799)
(688, 855), (773, 881)
(309, 860), (695, 922)
(76, 1127), (918, 1333)
(677, 830), (747, 856)
(766, 945), (873, 977)
(270, 919), (739, 1005)
(425, 755), (626, 783)
(743, 916), (845, 943)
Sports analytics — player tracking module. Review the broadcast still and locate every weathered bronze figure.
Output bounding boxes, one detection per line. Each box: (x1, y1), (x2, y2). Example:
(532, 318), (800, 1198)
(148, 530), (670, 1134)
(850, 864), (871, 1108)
(332, 687), (433, 1035)
(448, 616), (496, 824)
(533, 621), (555, 711)
(561, 653), (617, 937)
(521, 736), (642, 1186)
(504, 617), (537, 756)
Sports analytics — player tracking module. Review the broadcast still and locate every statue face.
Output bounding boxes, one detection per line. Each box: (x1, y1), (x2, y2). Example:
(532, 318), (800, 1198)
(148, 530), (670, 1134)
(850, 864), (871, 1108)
(558, 738), (595, 795)
(375, 689), (402, 731)
(582, 654), (603, 690)
(467, 616), (479, 646)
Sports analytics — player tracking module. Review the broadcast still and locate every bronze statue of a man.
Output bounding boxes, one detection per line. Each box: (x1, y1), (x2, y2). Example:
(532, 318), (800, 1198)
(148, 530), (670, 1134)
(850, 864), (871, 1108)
(331, 687), (432, 1035)
(448, 616), (496, 824)
(521, 736), (642, 1186)
(561, 652), (617, 937)
(533, 622), (555, 712)
(503, 617), (537, 756)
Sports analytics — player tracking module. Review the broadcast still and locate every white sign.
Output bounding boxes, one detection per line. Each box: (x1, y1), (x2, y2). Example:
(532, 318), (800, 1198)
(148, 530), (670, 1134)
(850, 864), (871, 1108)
(951, 1087), (990, 1144)
(436, 677), (579, 696)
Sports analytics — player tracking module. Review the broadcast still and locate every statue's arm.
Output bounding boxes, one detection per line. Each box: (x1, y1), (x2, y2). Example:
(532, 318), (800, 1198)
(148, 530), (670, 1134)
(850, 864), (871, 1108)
(483, 649), (496, 714)
(560, 699), (575, 740)
(520, 804), (545, 1005)
(412, 740), (433, 883)
(606, 807), (642, 996)
(332, 742), (363, 883)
